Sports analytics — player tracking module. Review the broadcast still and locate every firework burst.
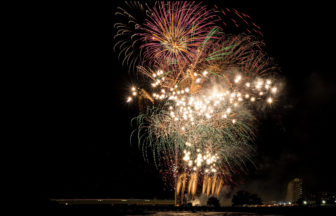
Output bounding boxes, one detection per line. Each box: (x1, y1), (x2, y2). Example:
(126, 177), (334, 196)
(140, 1), (218, 67)
(114, 2), (281, 203)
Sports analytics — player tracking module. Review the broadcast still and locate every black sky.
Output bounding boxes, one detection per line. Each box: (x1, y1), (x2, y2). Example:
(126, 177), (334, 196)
(35, 2), (335, 202)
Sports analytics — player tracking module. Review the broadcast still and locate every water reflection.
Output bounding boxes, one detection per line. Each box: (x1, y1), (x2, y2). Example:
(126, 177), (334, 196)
(129, 212), (282, 216)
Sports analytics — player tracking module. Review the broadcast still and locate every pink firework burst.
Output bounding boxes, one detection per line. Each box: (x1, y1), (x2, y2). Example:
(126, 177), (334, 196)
(140, 1), (218, 67)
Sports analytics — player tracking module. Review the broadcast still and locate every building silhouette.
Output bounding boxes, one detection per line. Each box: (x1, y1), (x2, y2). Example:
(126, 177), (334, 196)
(286, 178), (303, 203)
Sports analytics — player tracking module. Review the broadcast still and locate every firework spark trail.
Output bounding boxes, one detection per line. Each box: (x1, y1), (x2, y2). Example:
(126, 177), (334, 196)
(215, 179), (223, 196)
(206, 176), (212, 197)
(202, 175), (207, 194)
(114, 1), (147, 73)
(213, 7), (264, 38)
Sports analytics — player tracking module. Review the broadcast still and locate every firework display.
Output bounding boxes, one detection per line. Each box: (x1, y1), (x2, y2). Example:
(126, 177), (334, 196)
(140, 1), (217, 67)
(114, 1), (280, 204)
(114, 1), (147, 72)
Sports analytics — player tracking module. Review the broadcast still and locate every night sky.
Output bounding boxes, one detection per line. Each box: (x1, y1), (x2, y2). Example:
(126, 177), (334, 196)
(35, 2), (334, 203)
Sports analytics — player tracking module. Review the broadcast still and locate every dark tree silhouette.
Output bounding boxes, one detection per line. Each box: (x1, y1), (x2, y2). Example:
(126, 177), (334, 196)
(249, 193), (262, 205)
(232, 190), (262, 206)
(232, 191), (250, 206)
(296, 198), (304, 206)
(207, 196), (220, 208)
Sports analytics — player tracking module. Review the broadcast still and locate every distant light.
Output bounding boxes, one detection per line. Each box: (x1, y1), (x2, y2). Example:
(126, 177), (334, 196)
(303, 200), (307, 205)
(322, 200), (326, 204)
(256, 80), (263, 89)
(288, 202), (292, 205)
(234, 75), (242, 83)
